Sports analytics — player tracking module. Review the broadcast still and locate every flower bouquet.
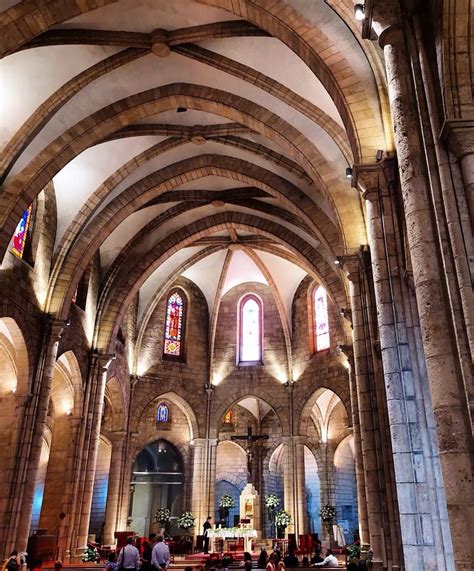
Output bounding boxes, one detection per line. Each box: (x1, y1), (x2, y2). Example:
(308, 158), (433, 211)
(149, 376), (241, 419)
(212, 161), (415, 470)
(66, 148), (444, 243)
(219, 494), (235, 509)
(275, 509), (291, 537)
(265, 494), (280, 510)
(154, 507), (171, 525)
(82, 546), (99, 563)
(319, 504), (336, 522)
(177, 511), (195, 530)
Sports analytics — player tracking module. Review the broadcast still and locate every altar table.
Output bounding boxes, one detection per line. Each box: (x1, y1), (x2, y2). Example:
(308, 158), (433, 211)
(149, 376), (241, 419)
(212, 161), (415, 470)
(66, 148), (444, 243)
(207, 528), (257, 553)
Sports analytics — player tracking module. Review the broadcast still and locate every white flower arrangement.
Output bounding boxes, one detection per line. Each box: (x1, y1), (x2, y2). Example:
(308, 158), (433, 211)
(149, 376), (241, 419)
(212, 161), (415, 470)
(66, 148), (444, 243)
(274, 509), (292, 528)
(154, 507), (171, 524)
(177, 511), (195, 529)
(219, 494), (235, 508)
(320, 504), (336, 522)
(265, 494), (280, 510)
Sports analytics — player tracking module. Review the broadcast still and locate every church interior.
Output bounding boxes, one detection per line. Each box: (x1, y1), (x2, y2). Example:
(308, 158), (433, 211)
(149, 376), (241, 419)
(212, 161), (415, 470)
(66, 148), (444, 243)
(0, 1), (473, 570)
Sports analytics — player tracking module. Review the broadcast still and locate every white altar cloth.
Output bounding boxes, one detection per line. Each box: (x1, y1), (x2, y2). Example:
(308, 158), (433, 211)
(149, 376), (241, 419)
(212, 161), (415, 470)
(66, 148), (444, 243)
(207, 528), (257, 552)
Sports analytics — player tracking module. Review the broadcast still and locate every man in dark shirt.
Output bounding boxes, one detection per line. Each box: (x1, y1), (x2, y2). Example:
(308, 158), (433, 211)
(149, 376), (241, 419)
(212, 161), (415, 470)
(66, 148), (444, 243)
(283, 549), (299, 567)
(203, 517), (212, 554)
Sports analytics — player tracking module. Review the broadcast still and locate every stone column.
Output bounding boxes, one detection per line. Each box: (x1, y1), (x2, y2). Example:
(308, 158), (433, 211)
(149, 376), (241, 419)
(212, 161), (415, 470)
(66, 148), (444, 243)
(103, 432), (126, 545)
(342, 346), (369, 546)
(372, 11), (474, 568)
(191, 438), (206, 535)
(294, 438), (307, 537)
(75, 354), (113, 553)
(281, 437), (295, 536)
(344, 261), (384, 568)
(356, 161), (455, 569)
(1, 319), (64, 555)
(442, 119), (474, 230)
(206, 439), (218, 523)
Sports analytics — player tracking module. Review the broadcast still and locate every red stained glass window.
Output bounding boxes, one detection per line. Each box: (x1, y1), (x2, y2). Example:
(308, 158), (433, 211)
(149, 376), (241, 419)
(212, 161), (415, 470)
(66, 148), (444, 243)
(314, 286), (330, 351)
(163, 289), (185, 358)
(12, 206), (32, 259)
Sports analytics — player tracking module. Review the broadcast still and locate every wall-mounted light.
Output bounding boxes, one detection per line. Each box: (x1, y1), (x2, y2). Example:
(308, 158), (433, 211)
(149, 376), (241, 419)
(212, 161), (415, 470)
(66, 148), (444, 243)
(376, 149), (384, 162)
(345, 167), (353, 179)
(354, 3), (365, 20)
(334, 258), (341, 265)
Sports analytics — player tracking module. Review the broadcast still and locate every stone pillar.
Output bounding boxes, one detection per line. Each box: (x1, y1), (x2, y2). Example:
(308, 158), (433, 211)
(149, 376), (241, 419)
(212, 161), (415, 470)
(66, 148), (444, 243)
(355, 161), (455, 569)
(103, 432), (126, 545)
(344, 262), (384, 568)
(282, 438), (295, 536)
(1, 319), (64, 555)
(342, 346), (369, 546)
(75, 354), (113, 553)
(191, 438), (206, 535)
(294, 438), (307, 537)
(442, 119), (474, 229)
(206, 439), (218, 523)
(372, 12), (474, 569)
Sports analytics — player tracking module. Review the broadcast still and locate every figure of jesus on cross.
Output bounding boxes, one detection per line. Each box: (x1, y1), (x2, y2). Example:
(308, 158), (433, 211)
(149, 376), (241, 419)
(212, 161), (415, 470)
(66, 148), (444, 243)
(231, 426), (268, 485)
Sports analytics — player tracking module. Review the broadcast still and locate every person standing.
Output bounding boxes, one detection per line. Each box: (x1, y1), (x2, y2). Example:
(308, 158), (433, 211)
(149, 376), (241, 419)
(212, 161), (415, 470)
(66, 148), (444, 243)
(203, 516), (212, 554)
(117, 537), (140, 571)
(151, 536), (170, 570)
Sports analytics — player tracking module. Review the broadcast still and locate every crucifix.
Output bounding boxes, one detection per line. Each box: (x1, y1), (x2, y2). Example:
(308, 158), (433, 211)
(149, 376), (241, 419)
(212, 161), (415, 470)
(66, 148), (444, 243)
(231, 426), (268, 485)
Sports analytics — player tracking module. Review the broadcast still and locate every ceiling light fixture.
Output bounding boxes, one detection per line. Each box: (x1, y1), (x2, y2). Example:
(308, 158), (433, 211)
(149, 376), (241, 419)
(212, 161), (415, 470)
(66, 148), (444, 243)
(354, 3), (365, 20)
(346, 167), (353, 179)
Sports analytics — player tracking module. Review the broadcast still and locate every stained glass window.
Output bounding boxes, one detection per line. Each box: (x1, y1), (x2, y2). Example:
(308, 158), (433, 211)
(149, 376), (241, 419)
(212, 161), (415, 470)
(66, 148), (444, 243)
(314, 286), (330, 351)
(12, 205), (32, 259)
(223, 409), (234, 425)
(156, 402), (169, 423)
(239, 294), (262, 362)
(163, 289), (185, 358)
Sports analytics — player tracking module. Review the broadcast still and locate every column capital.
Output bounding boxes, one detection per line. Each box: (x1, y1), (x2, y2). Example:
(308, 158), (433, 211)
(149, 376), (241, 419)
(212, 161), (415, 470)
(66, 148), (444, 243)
(339, 254), (360, 283)
(353, 158), (397, 200)
(440, 118), (474, 160)
(361, 0), (403, 47)
(50, 318), (67, 342)
(91, 351), (115, 372)
(108, 430), (127, 443)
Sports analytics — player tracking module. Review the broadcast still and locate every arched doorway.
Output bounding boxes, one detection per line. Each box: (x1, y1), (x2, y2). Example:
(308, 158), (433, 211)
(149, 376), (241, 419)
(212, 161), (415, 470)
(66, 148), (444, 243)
(130, 439), (184, 537)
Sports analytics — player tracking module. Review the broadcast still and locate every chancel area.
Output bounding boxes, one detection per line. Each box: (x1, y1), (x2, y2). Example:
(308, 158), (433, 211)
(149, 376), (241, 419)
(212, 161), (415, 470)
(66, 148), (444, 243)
(0, 1), (473, 570)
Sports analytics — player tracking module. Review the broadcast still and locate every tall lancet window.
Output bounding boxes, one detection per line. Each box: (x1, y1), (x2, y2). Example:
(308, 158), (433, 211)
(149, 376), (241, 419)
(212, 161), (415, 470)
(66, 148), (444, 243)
(12, 205), (33, 259)
(314, 286), (330, 351)
(239, 294), (263, 362)
(163, 289), (186, 360)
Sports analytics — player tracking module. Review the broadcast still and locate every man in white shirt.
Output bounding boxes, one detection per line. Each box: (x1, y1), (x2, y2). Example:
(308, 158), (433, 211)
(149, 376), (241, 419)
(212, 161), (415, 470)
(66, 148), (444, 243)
(117, 537), (140, 571)
(151, 536), (170, 569)
(313, 549), (339, 568)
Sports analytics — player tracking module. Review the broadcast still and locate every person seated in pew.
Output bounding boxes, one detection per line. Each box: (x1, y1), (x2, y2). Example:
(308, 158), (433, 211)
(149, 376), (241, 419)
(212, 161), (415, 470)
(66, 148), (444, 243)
(283, 549), (299, 568)
(310, 550), (324, 565)
(313, 550), (338, 568)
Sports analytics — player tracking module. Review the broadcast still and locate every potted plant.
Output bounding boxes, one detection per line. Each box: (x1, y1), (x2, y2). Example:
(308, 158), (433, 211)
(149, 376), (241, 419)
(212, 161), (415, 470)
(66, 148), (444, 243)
(274, 509), (291, 539)
(265, 494), (280, 537)
(154, 507), (171, 534)
(219, 494), (235, 527)
(177, 511), (195, 554)
(319, 504), (336, 542)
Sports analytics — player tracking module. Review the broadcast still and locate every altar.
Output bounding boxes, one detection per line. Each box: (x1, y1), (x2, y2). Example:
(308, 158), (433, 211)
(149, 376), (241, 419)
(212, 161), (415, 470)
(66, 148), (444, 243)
(207, 527), (257, 553)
